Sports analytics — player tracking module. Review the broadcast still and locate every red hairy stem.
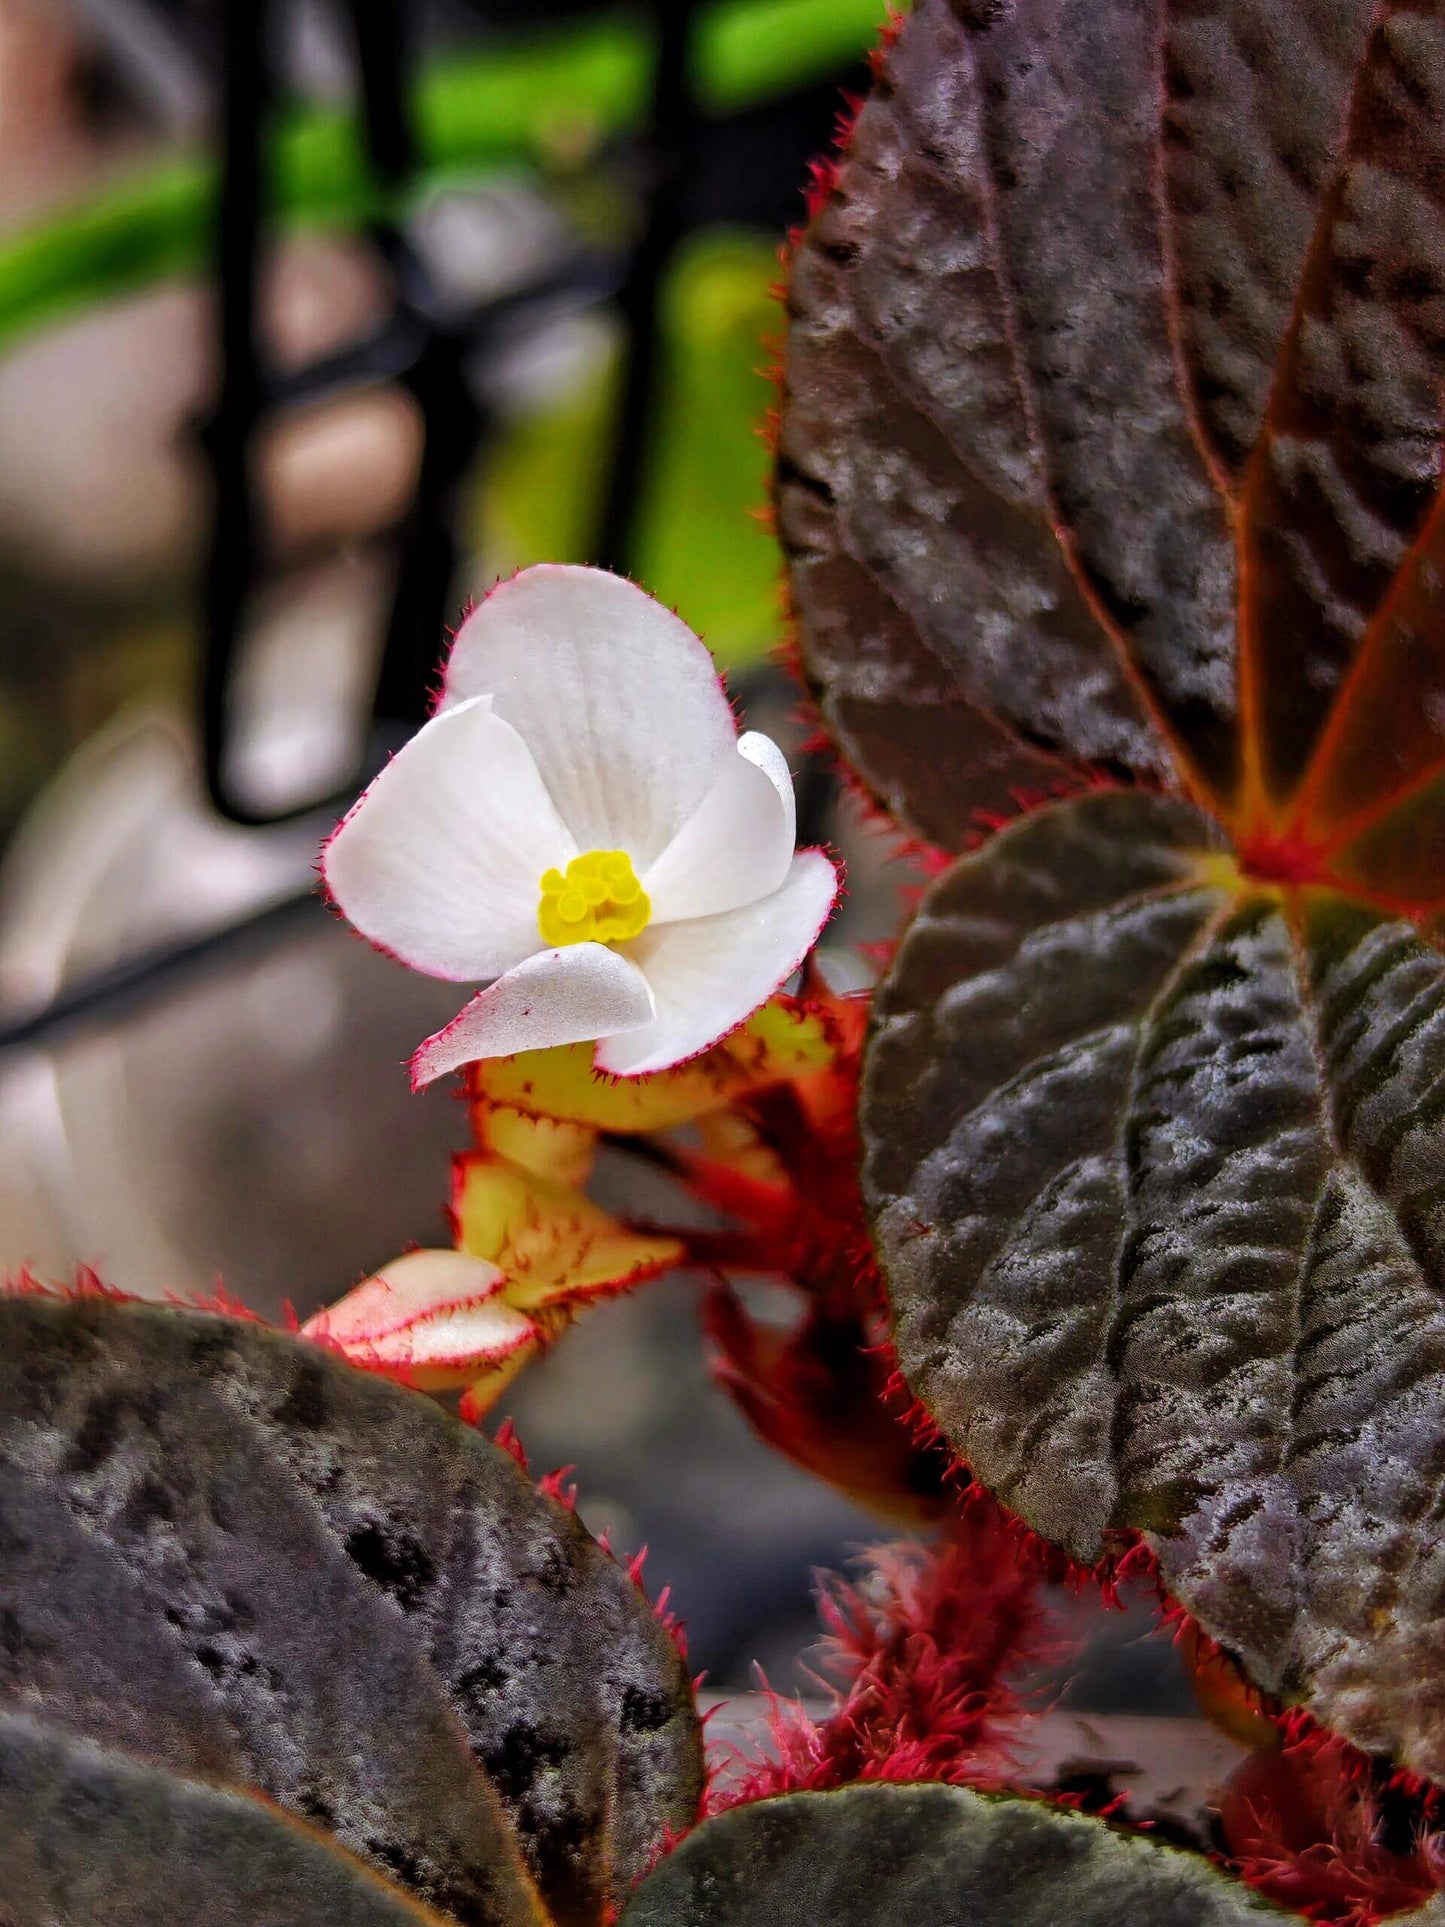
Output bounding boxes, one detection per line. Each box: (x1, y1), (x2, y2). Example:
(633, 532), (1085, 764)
(710, 1516), (1068, 1812)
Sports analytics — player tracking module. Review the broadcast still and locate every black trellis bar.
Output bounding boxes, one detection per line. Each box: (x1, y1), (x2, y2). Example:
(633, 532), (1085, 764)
(351, 0), (415, 195)
(593, 0), (699, 577)
(199, 0), (486, 824)
(199, 0), (270, 826)
(200, 0), (862, 831)
(197, 1), (633, 826)
(0, 893), (319, 1053)
(344, 0), (478, 748)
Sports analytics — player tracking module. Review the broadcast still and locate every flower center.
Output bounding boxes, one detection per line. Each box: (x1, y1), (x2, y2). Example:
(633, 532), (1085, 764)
(538, 849), (651, 948)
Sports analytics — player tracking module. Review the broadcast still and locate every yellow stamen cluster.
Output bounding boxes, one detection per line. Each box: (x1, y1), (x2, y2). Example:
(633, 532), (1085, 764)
(538, 849), (651, 948)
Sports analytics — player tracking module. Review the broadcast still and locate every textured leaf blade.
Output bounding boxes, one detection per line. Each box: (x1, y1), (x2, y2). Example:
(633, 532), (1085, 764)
(0, 1463), (244, 1781)
(621, 1783), (1291, 1925)
(778, 0), (1245, 834)
(1162, 0), (1381, 483)
(0, 1301), (537, 1927)
(780, 0), (1445, 870)
(1291, 489), (1445, 906)
(955, 0), (1240, 793)
(235, 1332), (706, 1926)
(1240, 6), (1445, 804)
(863, 791), (1445, 1775)
(777, 0), (1180, 846)
(0, 1713), (452, 1927)
(0, 1297), (703, 1927)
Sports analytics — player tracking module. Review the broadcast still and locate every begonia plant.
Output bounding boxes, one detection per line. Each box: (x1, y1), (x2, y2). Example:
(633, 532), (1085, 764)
(11, 2), (1445, 1923)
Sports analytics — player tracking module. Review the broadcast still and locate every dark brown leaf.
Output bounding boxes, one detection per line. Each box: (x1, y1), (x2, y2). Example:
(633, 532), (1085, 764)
(0, 1464), (243, 1781)
(0, 1713), (451, 1927)
(777, 0), (1179, 847)
(863, 792), (1445, 1776)
(1163, 0), (1381, 482)
(621, 1783), (1292, 1925)
(779, 0), (1445, 873)
(778, 0), (1248, 839)
(0, 1297), (704, 1927)
(1240, 6), (1445, 803)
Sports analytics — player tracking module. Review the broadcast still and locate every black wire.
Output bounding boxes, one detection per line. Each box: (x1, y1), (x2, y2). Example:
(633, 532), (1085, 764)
(261, 260), (615, 415)
(347, 0), (481, 740)
(350, 0), (414, 193)
(199, 0), (270, 826)
(198, 0), (485, 822)
(0, 891), (319, 1053)
(372, 319), (482, 736)
(592, 0), (700, 577)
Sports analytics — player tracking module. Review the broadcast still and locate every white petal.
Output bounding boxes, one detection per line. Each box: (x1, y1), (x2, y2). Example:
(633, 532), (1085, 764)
(597, 850), (841, 1076)
(738, 731), (796, 824)
(395, 1298), (536, 1373)
(411, 942), (655, 1087)
(323, 697), (576, 982)
(641, 732), (796, 925)
(442, 564), (737, 866)
(302, 1250), (507, 1346)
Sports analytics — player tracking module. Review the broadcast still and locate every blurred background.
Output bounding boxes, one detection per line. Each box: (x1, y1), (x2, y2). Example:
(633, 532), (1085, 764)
(0, 0), (1194, 1729)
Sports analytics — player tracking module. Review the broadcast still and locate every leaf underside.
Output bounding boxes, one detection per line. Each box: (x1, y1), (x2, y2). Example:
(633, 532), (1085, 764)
(778, 0), (1445, 917)
(863, 791), (1445, 1777)
(621, 1782), (1291, 1925)
(0, 1297), (704, 1927)
(0, 1714), (450, 1927)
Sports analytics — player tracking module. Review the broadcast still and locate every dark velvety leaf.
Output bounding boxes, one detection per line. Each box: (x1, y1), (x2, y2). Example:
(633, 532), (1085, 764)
(863, 791), (1445, 1777)
(0, 1464), (243, 1781)
(1241, 7), (1445, 803)
(0, 1713), (449, 1927)
(779, 0), (1445, 873)
(778, 0), (1244, 840)
(954, 0), (1241, 793)
(0, 1296), (704, 1927)
(783, 541), (1094, 852)
(0, 1308), (536, 1927)
(776, 0), (1180, 847)
(1163, 0), (1381, 482)
(1289, 487), (1445, 919)
(620, 1783), (1291, 1925)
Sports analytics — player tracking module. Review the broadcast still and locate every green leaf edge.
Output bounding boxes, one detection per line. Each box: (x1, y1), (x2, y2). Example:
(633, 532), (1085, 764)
(0, 1711), (479, 1927)
(621, 1782), (1304, 1925)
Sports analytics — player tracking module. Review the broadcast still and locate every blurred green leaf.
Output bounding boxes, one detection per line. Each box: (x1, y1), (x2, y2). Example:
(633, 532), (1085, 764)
(696, 0), (895, 115)
(0, 0), (899, 355)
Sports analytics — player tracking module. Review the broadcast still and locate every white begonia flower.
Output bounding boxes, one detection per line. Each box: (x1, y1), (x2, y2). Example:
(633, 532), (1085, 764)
(323, 564), (840, 1086)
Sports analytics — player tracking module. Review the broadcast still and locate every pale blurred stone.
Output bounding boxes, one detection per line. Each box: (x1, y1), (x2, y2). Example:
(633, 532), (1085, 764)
(259, 387), (423, 557)
(0, 236), (397, 590)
